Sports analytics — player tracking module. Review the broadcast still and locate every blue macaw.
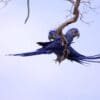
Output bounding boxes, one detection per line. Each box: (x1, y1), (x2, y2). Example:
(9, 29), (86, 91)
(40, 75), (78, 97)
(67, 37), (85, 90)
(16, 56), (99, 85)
(48, 28), (80, 45)
(48, 28), (80, 62)
(8, 28), (100, 64)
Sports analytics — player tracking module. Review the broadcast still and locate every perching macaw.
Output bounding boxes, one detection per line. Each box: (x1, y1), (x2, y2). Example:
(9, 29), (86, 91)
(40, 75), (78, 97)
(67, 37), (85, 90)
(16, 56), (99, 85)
(48, 28), (80, 62)
(48, 28), (80, 45)
(8, 28), (100, 64)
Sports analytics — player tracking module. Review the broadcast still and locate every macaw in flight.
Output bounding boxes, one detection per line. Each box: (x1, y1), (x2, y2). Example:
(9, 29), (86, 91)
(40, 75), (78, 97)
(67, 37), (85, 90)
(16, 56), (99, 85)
(8, 28), (100, 64)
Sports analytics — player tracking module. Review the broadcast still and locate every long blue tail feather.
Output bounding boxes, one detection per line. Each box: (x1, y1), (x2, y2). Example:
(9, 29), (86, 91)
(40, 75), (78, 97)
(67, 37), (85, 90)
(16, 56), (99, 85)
(8, 48), (52, 57)
(68, 47), (100, 64)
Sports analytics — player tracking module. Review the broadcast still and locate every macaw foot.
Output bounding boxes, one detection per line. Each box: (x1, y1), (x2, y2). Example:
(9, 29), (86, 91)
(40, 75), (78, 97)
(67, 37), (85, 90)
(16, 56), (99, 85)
(54, 50), (70, 63)
(54, 56), (66, 63)
(54, 55), (62, 63)
(54, 57), (62, 63)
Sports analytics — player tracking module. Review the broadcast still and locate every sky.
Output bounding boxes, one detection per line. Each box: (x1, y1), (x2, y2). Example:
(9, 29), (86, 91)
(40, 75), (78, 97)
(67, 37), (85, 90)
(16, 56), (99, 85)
(0, 0), (100, 100)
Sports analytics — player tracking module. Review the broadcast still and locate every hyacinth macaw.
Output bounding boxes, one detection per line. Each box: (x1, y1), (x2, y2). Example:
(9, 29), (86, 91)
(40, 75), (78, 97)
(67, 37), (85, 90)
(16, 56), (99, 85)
(48, 28), (80, 54)
(48, 28), (80, 44)
(8, 28), (100, 64)
(48, 28), (80, 62)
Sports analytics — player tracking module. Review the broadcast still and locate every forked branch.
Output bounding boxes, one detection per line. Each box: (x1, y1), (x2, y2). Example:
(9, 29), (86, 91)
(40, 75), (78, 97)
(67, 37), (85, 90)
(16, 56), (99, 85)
(56, 0), (80, 34)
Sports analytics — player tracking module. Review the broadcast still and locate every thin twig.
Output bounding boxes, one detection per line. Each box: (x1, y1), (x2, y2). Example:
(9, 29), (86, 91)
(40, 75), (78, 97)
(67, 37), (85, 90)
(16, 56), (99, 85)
(24, 0), (30, 24)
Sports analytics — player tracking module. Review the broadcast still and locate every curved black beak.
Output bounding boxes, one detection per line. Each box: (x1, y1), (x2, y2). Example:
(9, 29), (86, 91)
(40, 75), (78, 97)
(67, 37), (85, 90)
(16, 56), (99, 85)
(76, 32), (80, 38)
(48, 35), (55, 41)
(73, 32), (80, 39)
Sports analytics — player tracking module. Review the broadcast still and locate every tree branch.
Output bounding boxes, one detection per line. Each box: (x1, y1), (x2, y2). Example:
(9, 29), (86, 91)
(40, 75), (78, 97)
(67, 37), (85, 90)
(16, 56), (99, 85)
(56, 0), (80, 45)
(56, 0), (80, 34)
(24, 0), (30, 24)
(55, 0), (81, 62)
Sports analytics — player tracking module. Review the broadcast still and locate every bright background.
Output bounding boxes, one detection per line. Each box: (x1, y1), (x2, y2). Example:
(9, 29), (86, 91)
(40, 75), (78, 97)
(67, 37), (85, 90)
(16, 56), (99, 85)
(0, 0), (100, 100)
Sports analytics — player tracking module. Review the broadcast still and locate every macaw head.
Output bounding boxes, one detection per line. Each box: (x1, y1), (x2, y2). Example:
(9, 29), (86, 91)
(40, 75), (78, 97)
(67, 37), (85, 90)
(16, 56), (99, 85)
(48, 28), (80, 41)
(48, 30), (59, 41)
(67, 28), (80, 38)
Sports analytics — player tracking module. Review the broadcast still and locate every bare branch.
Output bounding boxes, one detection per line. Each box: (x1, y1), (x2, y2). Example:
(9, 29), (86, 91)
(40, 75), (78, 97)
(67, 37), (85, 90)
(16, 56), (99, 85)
(80, 12), (90, 24)
(24, 0), (30, 24)
(65, 0), (99, 25)
(55, 0), (81, 62)
(56, 0), (80, 35)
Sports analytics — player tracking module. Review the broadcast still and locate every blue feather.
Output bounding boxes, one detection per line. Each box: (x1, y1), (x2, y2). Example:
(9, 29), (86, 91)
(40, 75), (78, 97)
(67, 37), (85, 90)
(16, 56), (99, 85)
(8, 48), (53, 57)
(68, 46), (100, 63)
